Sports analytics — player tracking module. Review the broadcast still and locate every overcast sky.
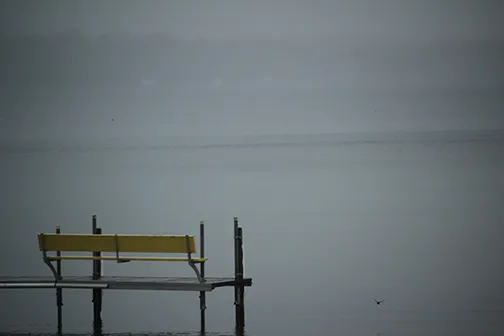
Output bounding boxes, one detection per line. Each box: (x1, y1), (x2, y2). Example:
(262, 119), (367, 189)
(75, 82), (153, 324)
(0, 0), (503, 141)
(1, 0), (503, 41)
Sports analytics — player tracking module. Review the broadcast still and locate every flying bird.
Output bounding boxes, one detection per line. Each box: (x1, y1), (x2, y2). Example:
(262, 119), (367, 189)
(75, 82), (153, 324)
(373, 298), (384, 305)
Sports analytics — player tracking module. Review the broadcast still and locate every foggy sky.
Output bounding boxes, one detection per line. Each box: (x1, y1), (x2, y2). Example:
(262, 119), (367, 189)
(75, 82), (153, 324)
(1, 0), (503, 41)
(1, 0), (503, 143)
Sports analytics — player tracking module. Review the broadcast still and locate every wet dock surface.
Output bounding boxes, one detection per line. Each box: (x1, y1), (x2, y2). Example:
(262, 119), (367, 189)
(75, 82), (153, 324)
(0, 276), (252, 291)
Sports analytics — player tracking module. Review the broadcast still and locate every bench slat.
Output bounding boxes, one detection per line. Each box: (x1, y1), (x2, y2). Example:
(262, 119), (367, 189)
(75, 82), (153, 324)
(38, 234), (197, 254)
(47, 256), (207, 262)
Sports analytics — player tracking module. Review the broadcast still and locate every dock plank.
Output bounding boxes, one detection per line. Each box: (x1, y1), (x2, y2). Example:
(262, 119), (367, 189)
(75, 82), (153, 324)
(0, 276), (252, 292)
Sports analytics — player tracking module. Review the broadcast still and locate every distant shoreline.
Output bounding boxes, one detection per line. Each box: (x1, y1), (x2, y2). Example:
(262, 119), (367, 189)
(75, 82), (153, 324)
(1, 128), (502, 153)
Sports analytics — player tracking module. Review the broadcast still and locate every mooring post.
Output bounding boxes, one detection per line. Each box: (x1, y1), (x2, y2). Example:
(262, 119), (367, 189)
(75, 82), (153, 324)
(233, 216), (244, 334)
(199, 220), (206, 335)
(238, 226), (245, 329)
(56, 225), (63, 336)
(92, 215), (103, 336)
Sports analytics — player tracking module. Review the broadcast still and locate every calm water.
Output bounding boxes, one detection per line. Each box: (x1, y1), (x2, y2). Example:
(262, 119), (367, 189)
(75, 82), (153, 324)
(1, 128), (503, 336)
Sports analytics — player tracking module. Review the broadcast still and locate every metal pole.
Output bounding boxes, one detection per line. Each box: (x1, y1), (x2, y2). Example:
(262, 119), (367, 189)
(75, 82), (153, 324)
(56, 225), (63, 336)
(92, 215), (103, 336)
(238, 227), (245, 329)
(233, 216), (243, 334)
(199, 220), (206, 334)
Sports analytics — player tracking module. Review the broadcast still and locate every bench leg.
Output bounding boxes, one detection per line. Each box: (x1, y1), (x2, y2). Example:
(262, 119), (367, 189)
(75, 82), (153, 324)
(39, 233), (61, 280)
(43, 256), (60, 280)
(185, 235), (203, 283)
(188, 261), (203, 283)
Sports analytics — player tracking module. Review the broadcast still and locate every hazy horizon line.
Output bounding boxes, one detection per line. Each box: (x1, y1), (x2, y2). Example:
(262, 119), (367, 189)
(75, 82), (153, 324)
(1, 128), (502, 153)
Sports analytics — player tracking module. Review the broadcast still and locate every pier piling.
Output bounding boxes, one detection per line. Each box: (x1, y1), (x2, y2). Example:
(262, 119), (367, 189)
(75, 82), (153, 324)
(199, 220), (206, 334)
(55, 225), (63, 336)
(92, 215), (103, 336)
(238, 227), (245, 330)
(234, 217), (245, 334)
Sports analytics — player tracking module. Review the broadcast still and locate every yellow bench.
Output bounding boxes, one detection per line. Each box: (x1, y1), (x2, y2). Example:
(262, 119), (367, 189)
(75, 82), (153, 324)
(38, 233), (207, 282)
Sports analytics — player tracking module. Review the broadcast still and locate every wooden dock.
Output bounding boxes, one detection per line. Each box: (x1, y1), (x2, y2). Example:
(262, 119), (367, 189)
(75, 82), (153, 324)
(0, 215), (252, 336)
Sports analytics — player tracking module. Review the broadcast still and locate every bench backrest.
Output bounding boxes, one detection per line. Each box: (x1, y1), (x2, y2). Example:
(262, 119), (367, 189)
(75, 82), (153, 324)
(37, 233), (197, 254)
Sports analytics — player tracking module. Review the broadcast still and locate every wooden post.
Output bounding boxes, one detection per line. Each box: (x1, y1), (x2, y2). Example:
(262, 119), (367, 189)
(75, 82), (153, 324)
(56, 225), (63, 336)
(92, 215), (103, 336)
(199, 220), (206, 334)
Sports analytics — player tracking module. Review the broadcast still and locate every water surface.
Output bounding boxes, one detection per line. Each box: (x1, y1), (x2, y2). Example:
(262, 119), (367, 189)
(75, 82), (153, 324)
(1, 129), (503, 335)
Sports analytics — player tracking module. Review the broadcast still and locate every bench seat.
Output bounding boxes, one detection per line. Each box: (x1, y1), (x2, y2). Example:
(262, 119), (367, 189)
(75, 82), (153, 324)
(38, 232), (206, 282)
